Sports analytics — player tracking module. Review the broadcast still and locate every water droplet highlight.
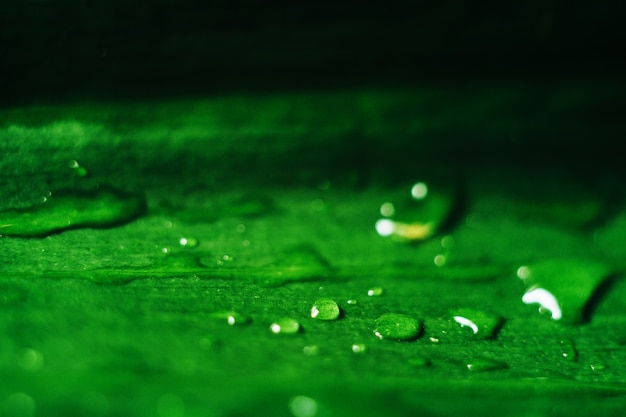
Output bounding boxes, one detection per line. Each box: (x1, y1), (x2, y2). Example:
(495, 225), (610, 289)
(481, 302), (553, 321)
(179, 237), (199, 248)
(310, 298), (340, 320)
(367, 287), (383, 297)
(518, 258), (612, 323)
(351, 343), (367, 354)
(450, 308), (502, 339)
(373, 313), (422, 341)
(209, 311), (251, 326)
(270, 318), (301, 335)
(466, 358), (507, 372)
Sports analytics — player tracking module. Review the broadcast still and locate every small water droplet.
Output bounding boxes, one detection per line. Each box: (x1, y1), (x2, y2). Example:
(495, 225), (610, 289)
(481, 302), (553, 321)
(270, 318), (301, 334)
(288, 395), (318, 417)
(373, 313), (422, 341)
(560, 340), (578, 362)
(449, 308), (502, 339)
(466, 358), (507, 372)
(590, 363), (605, 372)
(179, 237), (199, 248)
(434, 254), (447, 267)
(440, 235), (455, 249)
(209, 311), (251, 326)
(347, 299), (358, 305)
(68, 159), (88, 177)
(367, 287), (384, 297)
(411, 182), (429, 200)
(351, 343), (367, 354)
(310, 298), (340, 320)
(380, 202), (395, 217)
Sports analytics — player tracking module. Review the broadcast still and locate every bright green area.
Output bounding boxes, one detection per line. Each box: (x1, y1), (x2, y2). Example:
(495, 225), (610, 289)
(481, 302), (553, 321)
(1, 85), (626, 416)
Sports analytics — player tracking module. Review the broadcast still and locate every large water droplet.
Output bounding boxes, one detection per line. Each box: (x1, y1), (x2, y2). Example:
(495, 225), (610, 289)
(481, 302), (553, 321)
(0, 185), (145, 237)
(373, 313), (422, 341)
(310, 298), (340, 320)
(518, 258), (612, 324)
(270, 318), (301, 335)
(450, 308), (502, 339)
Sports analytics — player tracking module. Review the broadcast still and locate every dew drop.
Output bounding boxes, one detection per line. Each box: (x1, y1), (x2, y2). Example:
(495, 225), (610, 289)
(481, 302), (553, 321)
(380, 202), (395, 217)
(411, 182), (429, 200)
(449, 308), (502, 339)
(351, 343), (367, 354)
(179, 237), (199, 248)
(0, 185), (145, 237)
(208, 311), (251, 326)
(310, 298), (341, 320)
(518, 258), (612, 323)
(346, 299), (358, 305)
(560, 339), (578, 362)
(367, 287), (384, 297)
(270, 318), (301, 335)
(373, 313), (422, 341)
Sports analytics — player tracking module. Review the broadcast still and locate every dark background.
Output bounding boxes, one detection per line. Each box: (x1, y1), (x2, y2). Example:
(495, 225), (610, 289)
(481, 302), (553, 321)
(1, 0), (624, 103)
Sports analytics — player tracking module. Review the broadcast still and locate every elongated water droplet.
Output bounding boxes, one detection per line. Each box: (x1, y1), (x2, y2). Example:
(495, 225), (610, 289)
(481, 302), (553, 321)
(208, 311), (251, 326)
(374, 313), (422, 341)
(310, 298), (340, 320)
(367, 287), (383, 297)
(450, 308), (502, 339)
(0, 185), (145, 237)
(270, 318), (301, 335)
(466, 358), (507, 372)
(560, 339), (578, 362)
(518, 258), (612, 324)
(351, 343), (367, 354)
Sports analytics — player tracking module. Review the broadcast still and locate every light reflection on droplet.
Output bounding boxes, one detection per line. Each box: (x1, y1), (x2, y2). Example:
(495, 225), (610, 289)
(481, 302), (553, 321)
(411, 182), (428, 200)
(375, 219), (396, 237)
(380, 202), (395, 217)
(522, 287), (562, 320)
(453, 316), (479, 334)
(434, 254), (446, 267)
(270, 318), (301, 334)
(367, 287), (383, 297)
(179, 237), (198, 248)
(347, 299), (358, 305)
(288, 395), (318, 417)
(351, 343), (367, 353)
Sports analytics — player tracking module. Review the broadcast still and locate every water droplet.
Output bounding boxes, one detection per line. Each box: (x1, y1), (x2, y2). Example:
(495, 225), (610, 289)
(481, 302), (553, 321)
(156, 394), (185, 417)
(17, 348), (44, 371)
(4, 392), (36, 417)
(0, 185), (145, 237)
(590, 363), (605, 372)
(367, 287), (383, 297)
(411, 182), (429, 200)
(351, 343), (367, 353)
(310, 298), (341, 320)
(560, 340), (578, 362)
(179, 237), (199, 248)
(236, 223), (246, 233)
(288, 395), (318, 417)
(434, 254), (447, 267)
(466, 358), (507, 372)
(270, 318), (301, 335)
(69, 159), (88, 177)
(440, 235), (455, 249)
(208, 311), (251, 326)
(373, 313), (422, 341)
(347, 299), (358, 305)
(380, 202), (395, 217)
(450, 308), (502, 339)
(518, 258), (612, 323)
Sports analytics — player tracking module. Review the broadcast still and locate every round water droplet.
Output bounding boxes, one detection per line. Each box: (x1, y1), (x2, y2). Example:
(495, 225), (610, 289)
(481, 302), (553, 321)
(440, 235), (455, 249)
(346, 299), (358, 305)
(351, 343), (367, 354)
(288, 395), (318, 417)
(373, 313), (422, 341)
(449, 308), (502, 339)
(380, 202), (395, 217)
(434, 254), (447, 267)
(411, 182), (429, 200)
(270, 318), (301, 335)
(209, 311), (251, 326)
(367, 287), (383, 297)
(310, 298), (340, 320)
